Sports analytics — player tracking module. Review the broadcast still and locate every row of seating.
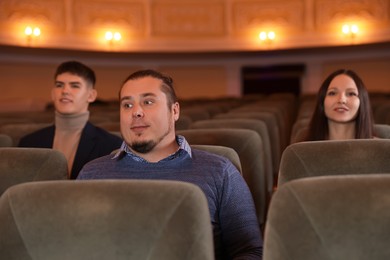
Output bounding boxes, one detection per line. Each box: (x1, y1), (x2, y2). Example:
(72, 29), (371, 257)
(2, 92), (388, 149)
(0, 145), (237, 259)
(296, 93), (390, 124)
(1, 93), (389, 228)
(1, 138), (390, 259)
(176, 95), (297, 228)
(0, 94), (388, 206)
(291, 92), (390, 142)
(291, 122), (390, 144)
(0, 93), (297, 231)
(1, 89), (389, 257)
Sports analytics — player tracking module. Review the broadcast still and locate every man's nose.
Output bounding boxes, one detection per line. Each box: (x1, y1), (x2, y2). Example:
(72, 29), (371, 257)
(132, 105), (144, 118)
(61, 85), (70, 94)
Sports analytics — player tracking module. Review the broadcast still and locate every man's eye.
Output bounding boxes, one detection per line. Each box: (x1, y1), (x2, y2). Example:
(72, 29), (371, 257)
(144, 100), (154, 105)
(55, 84), (63, 88)
(123, 103), (133, 109)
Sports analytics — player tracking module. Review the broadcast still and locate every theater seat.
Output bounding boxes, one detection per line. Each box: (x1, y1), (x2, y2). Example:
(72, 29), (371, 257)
(175, 115), (193, 130)
(178, 128), (268, 228)
(374, 124), (390, 139)
(278, 139), (390, 186)
(0, 147), (68, 195)
(191, 144), (242, 174)
(215, 111), (281, 175)
(0, 134), (12, 147)
(290, 123), (390, 143)
(0, 180), (213, 260)
(264, 174), (390, 260)
(190, 118), (273, 191)
(0, 122), (51, 146)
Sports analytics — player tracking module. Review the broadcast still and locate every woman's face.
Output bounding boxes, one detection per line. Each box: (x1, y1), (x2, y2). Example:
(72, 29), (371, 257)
(324, 74), (360, 124)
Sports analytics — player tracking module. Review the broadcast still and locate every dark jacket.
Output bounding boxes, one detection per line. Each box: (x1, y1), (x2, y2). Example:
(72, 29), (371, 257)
(18, 122), (122, 179)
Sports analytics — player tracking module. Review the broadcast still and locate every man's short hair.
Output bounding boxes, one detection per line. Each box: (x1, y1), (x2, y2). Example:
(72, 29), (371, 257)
(121, 69), (178, 107)
(55, 61), (96, 88)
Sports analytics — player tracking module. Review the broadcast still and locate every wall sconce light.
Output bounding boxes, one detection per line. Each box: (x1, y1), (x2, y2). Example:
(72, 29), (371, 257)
(105, 31), (122, 46)
(342, 24), (359, 38)
(259, 31), (276, 45)
(24, 26), (41, 44)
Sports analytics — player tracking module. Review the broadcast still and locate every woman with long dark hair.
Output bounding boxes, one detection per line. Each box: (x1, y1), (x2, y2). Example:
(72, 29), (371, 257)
(304, 69), (375, 141)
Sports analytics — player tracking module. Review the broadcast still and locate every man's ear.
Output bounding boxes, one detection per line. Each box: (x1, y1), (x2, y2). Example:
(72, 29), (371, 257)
(173, 102), (180, 121)
(88, 88), (97, 103)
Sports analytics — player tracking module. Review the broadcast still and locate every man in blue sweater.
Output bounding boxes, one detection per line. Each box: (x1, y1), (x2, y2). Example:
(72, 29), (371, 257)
(77, 69), (263, 259)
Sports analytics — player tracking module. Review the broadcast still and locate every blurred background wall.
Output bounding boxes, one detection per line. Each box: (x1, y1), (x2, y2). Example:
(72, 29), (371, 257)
(0, 0), (389, 111)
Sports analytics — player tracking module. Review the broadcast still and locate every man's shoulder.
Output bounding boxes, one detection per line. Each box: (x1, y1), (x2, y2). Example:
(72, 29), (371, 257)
(190, 147), (243, 177)
(81, 153), (115, 170)
(77, 153), (116, 179)
(191, 148), (231, 165)
(87, 153), (114, 163)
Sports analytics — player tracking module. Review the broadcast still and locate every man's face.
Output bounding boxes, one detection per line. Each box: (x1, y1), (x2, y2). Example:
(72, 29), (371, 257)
(52, 72), (96, 115)
(119, 76), (179, 154)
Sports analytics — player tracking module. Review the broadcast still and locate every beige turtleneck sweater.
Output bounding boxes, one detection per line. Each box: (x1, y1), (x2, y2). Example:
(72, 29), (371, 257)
(53, 111), (89, 177)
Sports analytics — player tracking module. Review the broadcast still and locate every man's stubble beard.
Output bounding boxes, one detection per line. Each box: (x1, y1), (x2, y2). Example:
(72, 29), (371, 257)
(130, 118), (174, 154)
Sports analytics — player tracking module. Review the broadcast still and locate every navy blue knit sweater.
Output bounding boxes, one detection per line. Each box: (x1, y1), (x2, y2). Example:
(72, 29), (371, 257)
(78, 142), (263, 259)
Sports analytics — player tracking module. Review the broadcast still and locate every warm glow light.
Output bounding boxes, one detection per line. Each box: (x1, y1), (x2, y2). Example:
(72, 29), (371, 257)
(259, 31), (276, 43)
(113, 32), (121, 41)
(351, 24), (359, 34)
(24, 26), (41, 45)
(259, 31), (267, 41)
(33, 27), (41, 36)
(105, 31), (122, 47)
(268, 31), (275, 40)
(25, 26), (41, 37)
(24, 26), (33, 36)
(342, 24), (350, 34)
(342, 24), (359, 38)
(105, 31), (113, 41)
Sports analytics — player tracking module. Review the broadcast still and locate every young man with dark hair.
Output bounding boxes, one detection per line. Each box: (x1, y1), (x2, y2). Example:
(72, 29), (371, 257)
(19, 61), (122, 179)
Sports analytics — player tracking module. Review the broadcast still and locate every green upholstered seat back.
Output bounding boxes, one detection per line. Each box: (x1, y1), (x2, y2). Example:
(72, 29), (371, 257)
(265, 174), (390, 260)
(0, 180), (214, 260)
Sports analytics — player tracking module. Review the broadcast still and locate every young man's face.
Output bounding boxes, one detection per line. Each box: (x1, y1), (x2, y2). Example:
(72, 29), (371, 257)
(52, 72), (97, 115)
(119, 76), (179, 154)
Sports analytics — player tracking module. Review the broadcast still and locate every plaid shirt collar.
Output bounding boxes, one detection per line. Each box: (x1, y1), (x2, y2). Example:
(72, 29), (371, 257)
(112, 135), (192, 162)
